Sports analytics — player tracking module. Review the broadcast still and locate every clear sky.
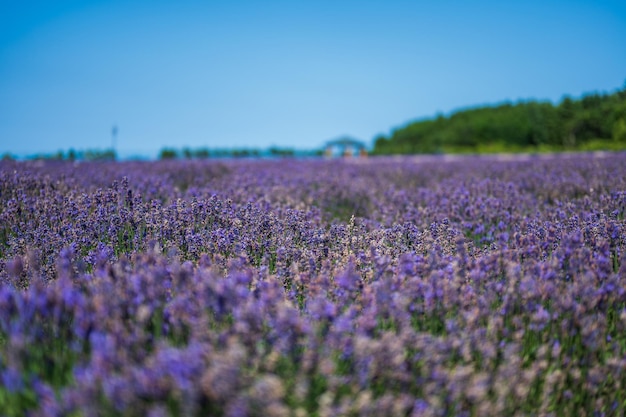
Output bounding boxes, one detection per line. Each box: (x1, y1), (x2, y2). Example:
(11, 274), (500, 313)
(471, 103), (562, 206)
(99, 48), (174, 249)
(1, 0), (625, 158)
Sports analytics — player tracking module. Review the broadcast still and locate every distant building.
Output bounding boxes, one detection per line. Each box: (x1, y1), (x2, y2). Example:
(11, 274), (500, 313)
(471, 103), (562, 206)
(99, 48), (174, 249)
(324, 137), (368, 158)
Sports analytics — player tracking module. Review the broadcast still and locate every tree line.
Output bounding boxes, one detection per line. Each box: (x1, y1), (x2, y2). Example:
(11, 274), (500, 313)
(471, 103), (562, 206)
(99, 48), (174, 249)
(158, 146), (323, 159)
(373, 84), (626, 155)
(2, 148), (116, 162)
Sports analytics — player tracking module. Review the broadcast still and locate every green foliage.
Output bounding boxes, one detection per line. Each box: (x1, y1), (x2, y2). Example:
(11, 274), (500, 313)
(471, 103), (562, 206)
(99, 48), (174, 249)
(159, 148), (178, 159)
(613, 117), (626, 143)
(195, 147), (210, 158)
(26, 148), (116, 161)
(0, 309), (83, 416)
(0, 386), (38, 417)
(373, 85), (626, 155)
(84, 149), (116, 161)
(155, 147), (323, 159)
(232, 148), (260, 158)
(269, 147), (295, 157)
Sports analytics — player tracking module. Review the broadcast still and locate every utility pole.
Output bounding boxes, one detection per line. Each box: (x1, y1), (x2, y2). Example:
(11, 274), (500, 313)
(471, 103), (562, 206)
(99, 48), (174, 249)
(111, 124), (118, 151)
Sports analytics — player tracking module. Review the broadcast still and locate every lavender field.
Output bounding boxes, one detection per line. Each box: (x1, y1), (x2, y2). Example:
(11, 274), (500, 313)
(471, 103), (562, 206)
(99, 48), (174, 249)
(1, 153), (626, 416)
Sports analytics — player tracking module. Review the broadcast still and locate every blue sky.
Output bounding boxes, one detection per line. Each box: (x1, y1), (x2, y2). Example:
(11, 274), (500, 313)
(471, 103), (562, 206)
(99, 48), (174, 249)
(1, 0), (625, 158)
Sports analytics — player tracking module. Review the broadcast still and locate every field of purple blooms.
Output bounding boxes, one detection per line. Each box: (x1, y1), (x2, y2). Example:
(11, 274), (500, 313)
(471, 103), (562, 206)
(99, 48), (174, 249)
(1, 153), (626, 416)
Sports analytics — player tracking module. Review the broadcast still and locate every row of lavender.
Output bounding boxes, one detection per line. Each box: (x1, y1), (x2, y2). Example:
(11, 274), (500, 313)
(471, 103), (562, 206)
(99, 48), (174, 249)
(1, 153), (625, 416)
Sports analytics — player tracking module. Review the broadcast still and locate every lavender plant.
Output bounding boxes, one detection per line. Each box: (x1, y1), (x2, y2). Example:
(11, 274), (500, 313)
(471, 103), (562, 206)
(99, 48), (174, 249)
(1, 153), (625, 416)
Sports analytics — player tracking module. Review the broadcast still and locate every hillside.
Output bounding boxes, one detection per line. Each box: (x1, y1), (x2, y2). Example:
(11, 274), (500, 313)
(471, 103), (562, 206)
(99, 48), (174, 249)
(373, 85), (626, 154)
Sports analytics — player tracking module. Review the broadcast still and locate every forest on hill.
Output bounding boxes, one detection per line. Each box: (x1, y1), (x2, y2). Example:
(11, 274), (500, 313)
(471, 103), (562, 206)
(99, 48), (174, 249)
(372, 85), (626, 155)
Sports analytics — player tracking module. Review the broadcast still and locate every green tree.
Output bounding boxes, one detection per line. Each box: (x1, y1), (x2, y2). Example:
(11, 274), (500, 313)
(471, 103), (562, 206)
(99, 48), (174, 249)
(194, 148), (210, 158)
(159, 148), (178, 159)
(372, 85), (626, 155)
(614, 118), (626, 143)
